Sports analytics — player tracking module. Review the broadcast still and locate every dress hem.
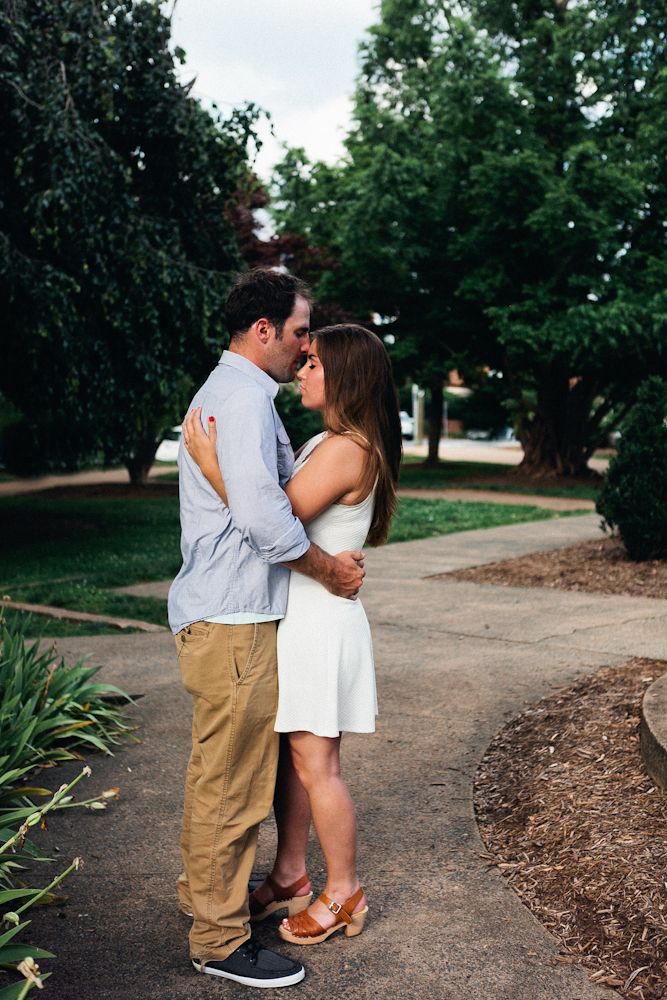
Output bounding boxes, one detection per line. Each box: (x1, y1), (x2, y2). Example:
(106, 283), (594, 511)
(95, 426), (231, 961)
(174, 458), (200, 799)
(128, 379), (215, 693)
(274, 725), (376, 737)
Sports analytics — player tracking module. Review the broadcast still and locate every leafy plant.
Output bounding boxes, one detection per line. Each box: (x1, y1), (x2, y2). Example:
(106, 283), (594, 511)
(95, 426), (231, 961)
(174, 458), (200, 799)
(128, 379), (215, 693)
(273, 1), (667, 473)
(597, 377), (667, 560)
(1, 0), (259, 482)
(0, 766), (113, 997)
(0, 618), (133, 770)
(0, 615), (131, 994)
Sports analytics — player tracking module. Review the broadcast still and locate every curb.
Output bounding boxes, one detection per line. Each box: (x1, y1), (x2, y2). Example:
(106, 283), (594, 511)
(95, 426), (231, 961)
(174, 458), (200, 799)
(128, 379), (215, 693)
(640, 673), (667, 790)
(0, 598), (167, 633)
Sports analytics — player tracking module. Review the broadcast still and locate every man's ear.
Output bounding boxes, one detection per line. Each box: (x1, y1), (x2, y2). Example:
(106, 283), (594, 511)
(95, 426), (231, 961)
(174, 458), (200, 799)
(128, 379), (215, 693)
(253, 317), (273, 344)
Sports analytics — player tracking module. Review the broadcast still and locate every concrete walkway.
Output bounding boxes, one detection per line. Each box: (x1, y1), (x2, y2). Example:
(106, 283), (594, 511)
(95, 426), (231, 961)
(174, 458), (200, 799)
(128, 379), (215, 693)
(28, 514), (667, 999)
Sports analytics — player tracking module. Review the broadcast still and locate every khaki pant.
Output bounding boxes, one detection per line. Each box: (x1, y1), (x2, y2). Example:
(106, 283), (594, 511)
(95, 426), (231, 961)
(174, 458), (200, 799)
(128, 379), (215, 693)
(175, 620), (279, 962)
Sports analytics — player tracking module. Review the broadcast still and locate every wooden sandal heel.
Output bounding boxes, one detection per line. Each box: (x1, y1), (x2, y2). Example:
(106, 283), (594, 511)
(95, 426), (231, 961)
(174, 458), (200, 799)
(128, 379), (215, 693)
(278, 887), (367, 945)
(344, 905), (368, 937)
(249, 873), (312, 923)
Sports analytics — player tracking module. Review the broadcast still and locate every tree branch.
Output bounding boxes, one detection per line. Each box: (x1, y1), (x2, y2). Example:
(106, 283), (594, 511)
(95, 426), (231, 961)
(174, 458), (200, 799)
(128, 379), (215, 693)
(0, 76), (45, 110)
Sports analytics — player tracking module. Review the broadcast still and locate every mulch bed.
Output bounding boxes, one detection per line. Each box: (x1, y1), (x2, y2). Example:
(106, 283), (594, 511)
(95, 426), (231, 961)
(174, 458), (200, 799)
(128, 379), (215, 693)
(448, 536), (667, 600)
(475, 657), (667, 1000)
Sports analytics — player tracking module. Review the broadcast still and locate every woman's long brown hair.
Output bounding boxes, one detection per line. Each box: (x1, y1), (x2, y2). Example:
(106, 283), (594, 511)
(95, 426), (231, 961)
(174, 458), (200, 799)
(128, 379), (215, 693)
(312, 324), (402, 546)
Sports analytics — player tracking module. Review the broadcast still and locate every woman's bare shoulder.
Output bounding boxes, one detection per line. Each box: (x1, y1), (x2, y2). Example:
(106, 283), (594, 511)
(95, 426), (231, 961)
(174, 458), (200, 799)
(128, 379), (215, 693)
(318, 432), (368, 459)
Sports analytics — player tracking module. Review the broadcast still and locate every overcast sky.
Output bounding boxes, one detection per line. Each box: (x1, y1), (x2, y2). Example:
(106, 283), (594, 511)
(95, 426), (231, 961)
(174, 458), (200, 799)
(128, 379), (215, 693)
(170, 0), (379, 180)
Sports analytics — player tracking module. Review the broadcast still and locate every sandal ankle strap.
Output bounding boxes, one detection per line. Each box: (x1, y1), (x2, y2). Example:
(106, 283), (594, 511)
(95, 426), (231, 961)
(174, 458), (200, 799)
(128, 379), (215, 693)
(266, 872), (310, 901)
(318, 886), (364, 925)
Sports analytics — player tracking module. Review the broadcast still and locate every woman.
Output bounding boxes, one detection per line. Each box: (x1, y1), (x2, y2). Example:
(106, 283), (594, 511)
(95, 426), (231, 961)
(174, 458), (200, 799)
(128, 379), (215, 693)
(183, 323), (401, 945)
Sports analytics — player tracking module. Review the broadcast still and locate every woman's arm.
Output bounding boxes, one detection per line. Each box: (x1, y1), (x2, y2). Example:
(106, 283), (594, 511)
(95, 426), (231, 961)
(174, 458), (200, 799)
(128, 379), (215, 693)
(183, 408), (367, 524)
(182, 407), (228, 505)
(283, 434), (367, 523)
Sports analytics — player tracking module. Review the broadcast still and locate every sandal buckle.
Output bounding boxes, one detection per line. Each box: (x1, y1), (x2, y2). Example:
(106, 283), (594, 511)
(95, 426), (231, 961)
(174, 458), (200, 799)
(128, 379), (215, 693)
(328, 901), (342, 915)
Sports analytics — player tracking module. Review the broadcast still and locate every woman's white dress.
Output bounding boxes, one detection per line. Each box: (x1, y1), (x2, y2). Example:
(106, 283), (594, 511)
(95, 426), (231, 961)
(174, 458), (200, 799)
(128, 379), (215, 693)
(274, 432), (378, 737)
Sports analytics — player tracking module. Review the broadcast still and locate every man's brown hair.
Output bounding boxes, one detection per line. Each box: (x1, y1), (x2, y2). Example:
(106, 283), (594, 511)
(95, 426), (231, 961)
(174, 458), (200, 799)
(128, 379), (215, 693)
(225, 269), (311, 340)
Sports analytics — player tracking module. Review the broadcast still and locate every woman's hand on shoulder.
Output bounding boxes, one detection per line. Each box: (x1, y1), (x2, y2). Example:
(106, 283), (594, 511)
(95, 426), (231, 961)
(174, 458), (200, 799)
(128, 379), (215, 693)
(285, 432), (367, 524)
(182, 406), (228, 504)
(182, 407), (217, 469)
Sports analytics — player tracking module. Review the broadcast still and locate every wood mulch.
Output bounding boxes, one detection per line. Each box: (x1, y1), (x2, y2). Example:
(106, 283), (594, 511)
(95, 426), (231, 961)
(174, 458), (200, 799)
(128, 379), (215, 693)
(448, 535), (667, 600)
(458, 533), (667, 996)
(475, 657), (667, 999)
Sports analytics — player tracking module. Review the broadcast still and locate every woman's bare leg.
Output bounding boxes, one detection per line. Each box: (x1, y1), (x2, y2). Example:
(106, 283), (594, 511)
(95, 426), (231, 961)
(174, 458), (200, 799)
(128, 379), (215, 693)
(283, 731), (366, 931)
(251, 734), (312, 907)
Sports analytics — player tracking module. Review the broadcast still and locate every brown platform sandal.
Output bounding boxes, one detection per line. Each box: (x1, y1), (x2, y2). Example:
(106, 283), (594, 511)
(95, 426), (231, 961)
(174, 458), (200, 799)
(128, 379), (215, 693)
(278, 887), (368, 945)
(249, 873), (313, 923)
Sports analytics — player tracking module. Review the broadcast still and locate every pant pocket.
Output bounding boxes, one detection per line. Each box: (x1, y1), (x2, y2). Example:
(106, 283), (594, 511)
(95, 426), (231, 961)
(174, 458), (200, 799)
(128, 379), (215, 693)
(227, 624), (260, 683)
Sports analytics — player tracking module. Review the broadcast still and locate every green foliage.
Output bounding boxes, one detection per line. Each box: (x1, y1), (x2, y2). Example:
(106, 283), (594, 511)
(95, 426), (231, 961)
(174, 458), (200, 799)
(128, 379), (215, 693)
(0, 614), (132, 994)
(597, 377), (667, 560)
(0, 0), (257, 481)
(0, 617), (133, 767)
(272, 1), (667, 474)
(0, 766), (113, 996)
(274, 384), (323, 450)
(451, 372), (514, 435)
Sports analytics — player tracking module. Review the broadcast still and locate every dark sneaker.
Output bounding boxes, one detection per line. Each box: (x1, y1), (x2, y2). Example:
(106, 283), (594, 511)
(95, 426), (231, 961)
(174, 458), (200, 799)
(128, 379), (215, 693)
(192, 939), (305, 988)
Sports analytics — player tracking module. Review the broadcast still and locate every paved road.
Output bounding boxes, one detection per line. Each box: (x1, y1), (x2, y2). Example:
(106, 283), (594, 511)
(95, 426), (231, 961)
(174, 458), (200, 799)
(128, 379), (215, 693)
(27, 514), (665, 999)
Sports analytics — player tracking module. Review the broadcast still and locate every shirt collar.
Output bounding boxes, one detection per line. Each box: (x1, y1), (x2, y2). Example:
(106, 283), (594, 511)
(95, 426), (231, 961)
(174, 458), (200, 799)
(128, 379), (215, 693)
(219, 350), (280, 399)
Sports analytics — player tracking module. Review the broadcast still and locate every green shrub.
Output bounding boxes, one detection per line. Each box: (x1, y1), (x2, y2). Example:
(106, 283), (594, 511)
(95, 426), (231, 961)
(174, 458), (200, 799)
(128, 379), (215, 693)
(596, 376), (667, 560)
(0, 616), (133, 770)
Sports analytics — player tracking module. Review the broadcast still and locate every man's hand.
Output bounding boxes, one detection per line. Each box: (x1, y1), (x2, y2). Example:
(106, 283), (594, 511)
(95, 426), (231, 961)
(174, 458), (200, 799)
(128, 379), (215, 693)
(325, 550), (365, 599)
(284, 544), (366, 600)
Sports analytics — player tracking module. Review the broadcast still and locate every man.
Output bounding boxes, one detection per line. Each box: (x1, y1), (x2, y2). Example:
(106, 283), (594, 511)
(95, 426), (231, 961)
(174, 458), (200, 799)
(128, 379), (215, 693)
(168, 268), (365, 988)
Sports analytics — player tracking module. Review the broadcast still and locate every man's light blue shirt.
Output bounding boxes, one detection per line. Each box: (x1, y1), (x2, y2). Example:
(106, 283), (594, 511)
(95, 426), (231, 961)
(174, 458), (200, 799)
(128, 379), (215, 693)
(167, 351), (310, 634)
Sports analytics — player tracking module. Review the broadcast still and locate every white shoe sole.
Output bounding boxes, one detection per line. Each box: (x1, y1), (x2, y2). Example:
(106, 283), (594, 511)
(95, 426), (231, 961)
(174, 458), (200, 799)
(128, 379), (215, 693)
(191, 959), (305, 988)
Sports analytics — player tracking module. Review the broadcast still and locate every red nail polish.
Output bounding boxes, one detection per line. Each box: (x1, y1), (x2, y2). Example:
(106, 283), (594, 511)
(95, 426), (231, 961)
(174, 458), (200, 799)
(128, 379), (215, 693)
(208, 416), (215, 422)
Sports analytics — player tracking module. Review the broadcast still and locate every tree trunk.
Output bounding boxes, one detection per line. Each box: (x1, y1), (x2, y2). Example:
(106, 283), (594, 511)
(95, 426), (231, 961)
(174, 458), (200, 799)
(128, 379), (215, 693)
(516, 375), (599, 478)
(124, 433), (159, 485)
(426, 375), (444, 465)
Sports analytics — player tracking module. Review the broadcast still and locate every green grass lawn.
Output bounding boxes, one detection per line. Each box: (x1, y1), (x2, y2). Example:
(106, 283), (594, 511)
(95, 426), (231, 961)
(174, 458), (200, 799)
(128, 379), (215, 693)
(0, 496), (180, 636)
(398, 456), (600, 500)
(0, 493), (579, 636)
(388, 496), (576, 543)
(2, 612), (140, 638)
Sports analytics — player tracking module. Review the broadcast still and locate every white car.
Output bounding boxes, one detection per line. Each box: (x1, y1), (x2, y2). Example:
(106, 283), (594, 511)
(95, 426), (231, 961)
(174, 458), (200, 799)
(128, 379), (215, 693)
(155, 426), (182, 462)
(400, 411), (414, 438)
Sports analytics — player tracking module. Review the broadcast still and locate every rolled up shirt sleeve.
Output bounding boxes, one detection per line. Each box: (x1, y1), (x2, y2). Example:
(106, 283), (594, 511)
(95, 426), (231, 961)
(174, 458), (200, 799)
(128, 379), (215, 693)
(214, 385), (310, 564)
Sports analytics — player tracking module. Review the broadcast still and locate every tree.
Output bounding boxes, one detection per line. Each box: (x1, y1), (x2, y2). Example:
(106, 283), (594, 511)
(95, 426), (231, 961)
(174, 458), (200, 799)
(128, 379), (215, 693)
(460, 0), (667, 476)
(272, 0), (667, 474)
(0, 0), (256, 481)
(272, 14), (510, 463)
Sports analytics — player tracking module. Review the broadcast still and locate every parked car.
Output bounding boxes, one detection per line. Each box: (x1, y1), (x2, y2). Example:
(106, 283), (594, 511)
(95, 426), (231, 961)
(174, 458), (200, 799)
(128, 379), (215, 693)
(155, 426), (182, 462)
(465, 428), (493, 441)
(465, 426), (517, 443)
(400, 410), (414, 438)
